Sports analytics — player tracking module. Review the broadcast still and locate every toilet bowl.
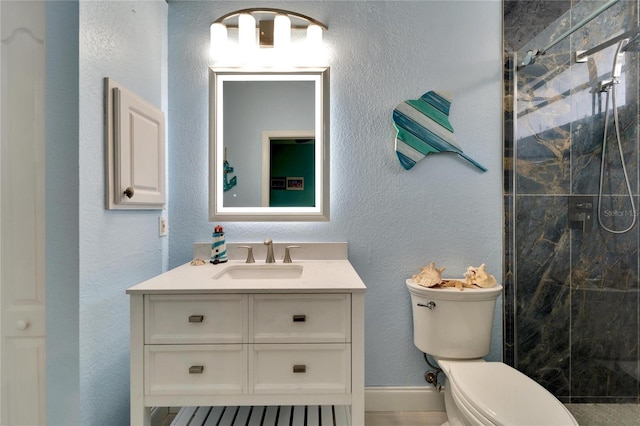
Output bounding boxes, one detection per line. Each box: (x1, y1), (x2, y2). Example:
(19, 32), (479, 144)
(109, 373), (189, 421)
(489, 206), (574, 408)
(406, 279), (578, 426)
(438, 359), (577, 425)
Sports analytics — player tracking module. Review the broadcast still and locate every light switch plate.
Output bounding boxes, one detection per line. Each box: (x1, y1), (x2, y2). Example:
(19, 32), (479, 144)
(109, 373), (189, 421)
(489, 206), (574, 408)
(158, 216), (168, 237)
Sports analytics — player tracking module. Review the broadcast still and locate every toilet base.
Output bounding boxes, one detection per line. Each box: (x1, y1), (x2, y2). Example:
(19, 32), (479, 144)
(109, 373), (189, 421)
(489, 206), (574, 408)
(442, 379), (466, 426)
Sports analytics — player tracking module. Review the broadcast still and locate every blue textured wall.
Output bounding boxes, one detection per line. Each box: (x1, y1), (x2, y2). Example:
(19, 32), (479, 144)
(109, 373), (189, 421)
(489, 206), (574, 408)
(168, 0), (503, 388)
(78, 1), (167, 424)
(46, 2), (501, 423)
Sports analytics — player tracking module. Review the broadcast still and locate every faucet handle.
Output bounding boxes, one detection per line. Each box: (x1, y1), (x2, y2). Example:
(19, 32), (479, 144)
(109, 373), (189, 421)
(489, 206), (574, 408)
(238, 245), (255, 263)
(283, 245), (301, 263)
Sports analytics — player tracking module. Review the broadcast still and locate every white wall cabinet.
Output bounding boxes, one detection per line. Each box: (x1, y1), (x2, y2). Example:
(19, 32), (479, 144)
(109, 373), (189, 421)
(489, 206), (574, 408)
(105, 78), (165, 209)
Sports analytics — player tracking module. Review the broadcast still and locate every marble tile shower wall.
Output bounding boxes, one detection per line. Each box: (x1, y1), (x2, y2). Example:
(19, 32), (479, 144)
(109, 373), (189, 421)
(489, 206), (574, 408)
(504, 0), (640, 403)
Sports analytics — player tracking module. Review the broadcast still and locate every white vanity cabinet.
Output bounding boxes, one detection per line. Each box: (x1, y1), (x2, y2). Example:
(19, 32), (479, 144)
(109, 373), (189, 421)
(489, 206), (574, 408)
(127, 256), (366, 426)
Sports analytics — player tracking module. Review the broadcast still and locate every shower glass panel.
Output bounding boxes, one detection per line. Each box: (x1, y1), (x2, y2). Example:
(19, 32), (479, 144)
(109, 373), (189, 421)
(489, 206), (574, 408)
(504, 0), (639, 402)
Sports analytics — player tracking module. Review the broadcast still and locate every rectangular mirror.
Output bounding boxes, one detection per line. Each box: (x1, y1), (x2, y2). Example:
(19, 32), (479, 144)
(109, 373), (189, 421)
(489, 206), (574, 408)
(209, 67), (329, 221)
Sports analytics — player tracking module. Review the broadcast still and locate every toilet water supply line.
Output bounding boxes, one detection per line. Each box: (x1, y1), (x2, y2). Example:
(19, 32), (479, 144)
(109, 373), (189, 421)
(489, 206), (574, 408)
(423, 353), (443, 392)
(597, 38), (637, 234)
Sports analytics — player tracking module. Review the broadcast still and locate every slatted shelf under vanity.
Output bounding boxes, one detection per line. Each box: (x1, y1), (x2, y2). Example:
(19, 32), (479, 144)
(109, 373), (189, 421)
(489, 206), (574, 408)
(171, 405), (351, 426)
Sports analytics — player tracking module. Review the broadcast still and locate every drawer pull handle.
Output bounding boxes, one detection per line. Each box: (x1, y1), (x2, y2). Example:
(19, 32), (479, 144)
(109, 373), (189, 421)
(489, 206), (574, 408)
(292, 314), (306, 322)
(189, 315), (204, 323)
(189, 365), (204, 374)
(293, 365), (306, 373)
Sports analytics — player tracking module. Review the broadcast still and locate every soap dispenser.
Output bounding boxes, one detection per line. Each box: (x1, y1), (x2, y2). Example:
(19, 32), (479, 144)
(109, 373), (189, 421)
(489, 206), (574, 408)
(210, 225), (228, 264)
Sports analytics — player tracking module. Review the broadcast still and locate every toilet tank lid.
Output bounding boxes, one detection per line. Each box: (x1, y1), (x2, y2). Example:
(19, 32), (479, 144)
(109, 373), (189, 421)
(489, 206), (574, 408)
(448, 362), (578, 426)
(406, 279), (503, 301)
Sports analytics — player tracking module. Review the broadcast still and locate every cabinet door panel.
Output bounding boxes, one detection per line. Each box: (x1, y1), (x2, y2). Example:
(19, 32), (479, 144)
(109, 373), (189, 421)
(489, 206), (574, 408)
(1, 1), (47, 424)
(106, 78), (165, 209)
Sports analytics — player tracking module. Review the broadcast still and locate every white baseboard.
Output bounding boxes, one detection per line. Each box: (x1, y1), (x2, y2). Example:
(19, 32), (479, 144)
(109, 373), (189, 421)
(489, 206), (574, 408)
(365, 386), (445, 412)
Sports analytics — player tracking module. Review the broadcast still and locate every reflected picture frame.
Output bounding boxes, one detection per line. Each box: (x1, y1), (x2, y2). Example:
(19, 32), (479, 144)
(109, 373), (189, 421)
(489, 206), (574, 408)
(286, 177), (304, 190)
(271, 177), (286, 189)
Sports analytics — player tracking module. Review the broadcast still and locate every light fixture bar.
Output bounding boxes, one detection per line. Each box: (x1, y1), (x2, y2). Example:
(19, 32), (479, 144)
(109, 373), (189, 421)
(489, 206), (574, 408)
(210, 7), (327, 64)
(212, 8), (327, 31)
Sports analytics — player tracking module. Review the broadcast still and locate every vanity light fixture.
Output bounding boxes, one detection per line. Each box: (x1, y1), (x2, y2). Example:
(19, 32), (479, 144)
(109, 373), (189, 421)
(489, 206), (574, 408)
(210, 8), (327, 64)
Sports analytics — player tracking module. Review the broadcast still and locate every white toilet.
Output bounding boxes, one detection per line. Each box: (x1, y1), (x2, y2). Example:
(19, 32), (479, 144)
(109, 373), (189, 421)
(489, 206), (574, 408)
(406, 279), (578, 426)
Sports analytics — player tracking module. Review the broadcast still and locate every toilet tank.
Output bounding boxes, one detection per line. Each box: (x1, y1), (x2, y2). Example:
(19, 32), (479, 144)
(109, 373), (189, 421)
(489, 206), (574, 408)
(406, 279), (503, 359)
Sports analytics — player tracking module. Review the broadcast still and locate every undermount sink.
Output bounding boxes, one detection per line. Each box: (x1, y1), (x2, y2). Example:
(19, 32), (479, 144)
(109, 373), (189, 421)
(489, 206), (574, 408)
(212, 264), (304, 280)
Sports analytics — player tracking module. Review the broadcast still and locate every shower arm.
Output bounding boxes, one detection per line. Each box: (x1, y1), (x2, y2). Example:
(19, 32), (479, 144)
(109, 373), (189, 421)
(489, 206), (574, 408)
(518, 0), (620, 70)
(575, 27), (640, 63)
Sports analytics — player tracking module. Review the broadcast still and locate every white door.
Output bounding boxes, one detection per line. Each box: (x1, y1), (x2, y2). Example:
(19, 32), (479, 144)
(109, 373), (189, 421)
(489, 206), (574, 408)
(0, 1), (47, 424)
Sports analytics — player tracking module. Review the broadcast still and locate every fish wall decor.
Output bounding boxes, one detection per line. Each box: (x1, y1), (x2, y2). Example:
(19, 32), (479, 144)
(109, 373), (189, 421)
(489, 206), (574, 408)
(393, 91), (487, 172)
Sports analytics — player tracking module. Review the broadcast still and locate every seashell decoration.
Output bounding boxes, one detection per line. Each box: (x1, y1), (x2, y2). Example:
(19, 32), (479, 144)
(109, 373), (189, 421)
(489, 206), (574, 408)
(410, 262), (498, 290)
(440, 279), (474, 290)
(411, 262), (445, 287)
(464, 264), (497, 288)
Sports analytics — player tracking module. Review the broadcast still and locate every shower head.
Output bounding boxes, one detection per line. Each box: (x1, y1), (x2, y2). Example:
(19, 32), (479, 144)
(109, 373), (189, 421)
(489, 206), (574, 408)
(612, 39), (629, 79)
(598, 38), (629, 92)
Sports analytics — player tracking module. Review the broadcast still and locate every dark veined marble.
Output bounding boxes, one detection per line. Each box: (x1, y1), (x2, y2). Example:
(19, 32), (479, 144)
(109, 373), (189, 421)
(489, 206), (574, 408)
(514, 196), (571, 396)
(504, 0), (640, 403)
(503, 0), (572, 52)
(570, 287), (638, 397)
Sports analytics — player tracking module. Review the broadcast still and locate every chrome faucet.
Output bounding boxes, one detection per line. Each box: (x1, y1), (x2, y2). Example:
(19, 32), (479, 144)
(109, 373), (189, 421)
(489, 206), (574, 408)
(264, 238), (275, 263)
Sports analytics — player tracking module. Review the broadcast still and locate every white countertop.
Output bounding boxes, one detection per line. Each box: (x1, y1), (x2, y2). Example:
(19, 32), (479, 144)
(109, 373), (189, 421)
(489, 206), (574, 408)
(126, 259), (367, 294)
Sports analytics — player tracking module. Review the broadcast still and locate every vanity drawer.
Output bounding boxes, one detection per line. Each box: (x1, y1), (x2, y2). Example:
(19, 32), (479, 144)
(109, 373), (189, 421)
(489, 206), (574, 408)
(251, 294), (350, 343)
(250, 343), (350, 394)
(145, 294), (247, 344)
(145, 344), (246, 396)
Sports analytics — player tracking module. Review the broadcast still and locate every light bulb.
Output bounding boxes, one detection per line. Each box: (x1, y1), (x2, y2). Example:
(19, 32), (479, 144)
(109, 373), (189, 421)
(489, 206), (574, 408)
(307, 24), (323, 47)
(239, 13), (256, 50)
(274, 14), (291, 49)
(210, 22), (227, 50)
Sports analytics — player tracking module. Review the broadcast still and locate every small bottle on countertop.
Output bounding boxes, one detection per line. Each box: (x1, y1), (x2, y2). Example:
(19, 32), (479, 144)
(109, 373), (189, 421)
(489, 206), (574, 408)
(210, 225), (228, 264)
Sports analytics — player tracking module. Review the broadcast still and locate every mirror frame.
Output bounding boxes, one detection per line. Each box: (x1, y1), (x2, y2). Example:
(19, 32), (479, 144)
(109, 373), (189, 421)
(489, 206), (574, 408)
(209, 67), (330, 222)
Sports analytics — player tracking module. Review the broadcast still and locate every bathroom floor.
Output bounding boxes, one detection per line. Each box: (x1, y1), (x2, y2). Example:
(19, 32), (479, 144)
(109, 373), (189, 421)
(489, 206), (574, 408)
(565, 404), (640, 425)
(365, 405), (640, 426)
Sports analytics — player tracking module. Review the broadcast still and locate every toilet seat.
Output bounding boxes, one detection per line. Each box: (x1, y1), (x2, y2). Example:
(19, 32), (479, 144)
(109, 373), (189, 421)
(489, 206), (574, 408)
(444, 361), (578, 426)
